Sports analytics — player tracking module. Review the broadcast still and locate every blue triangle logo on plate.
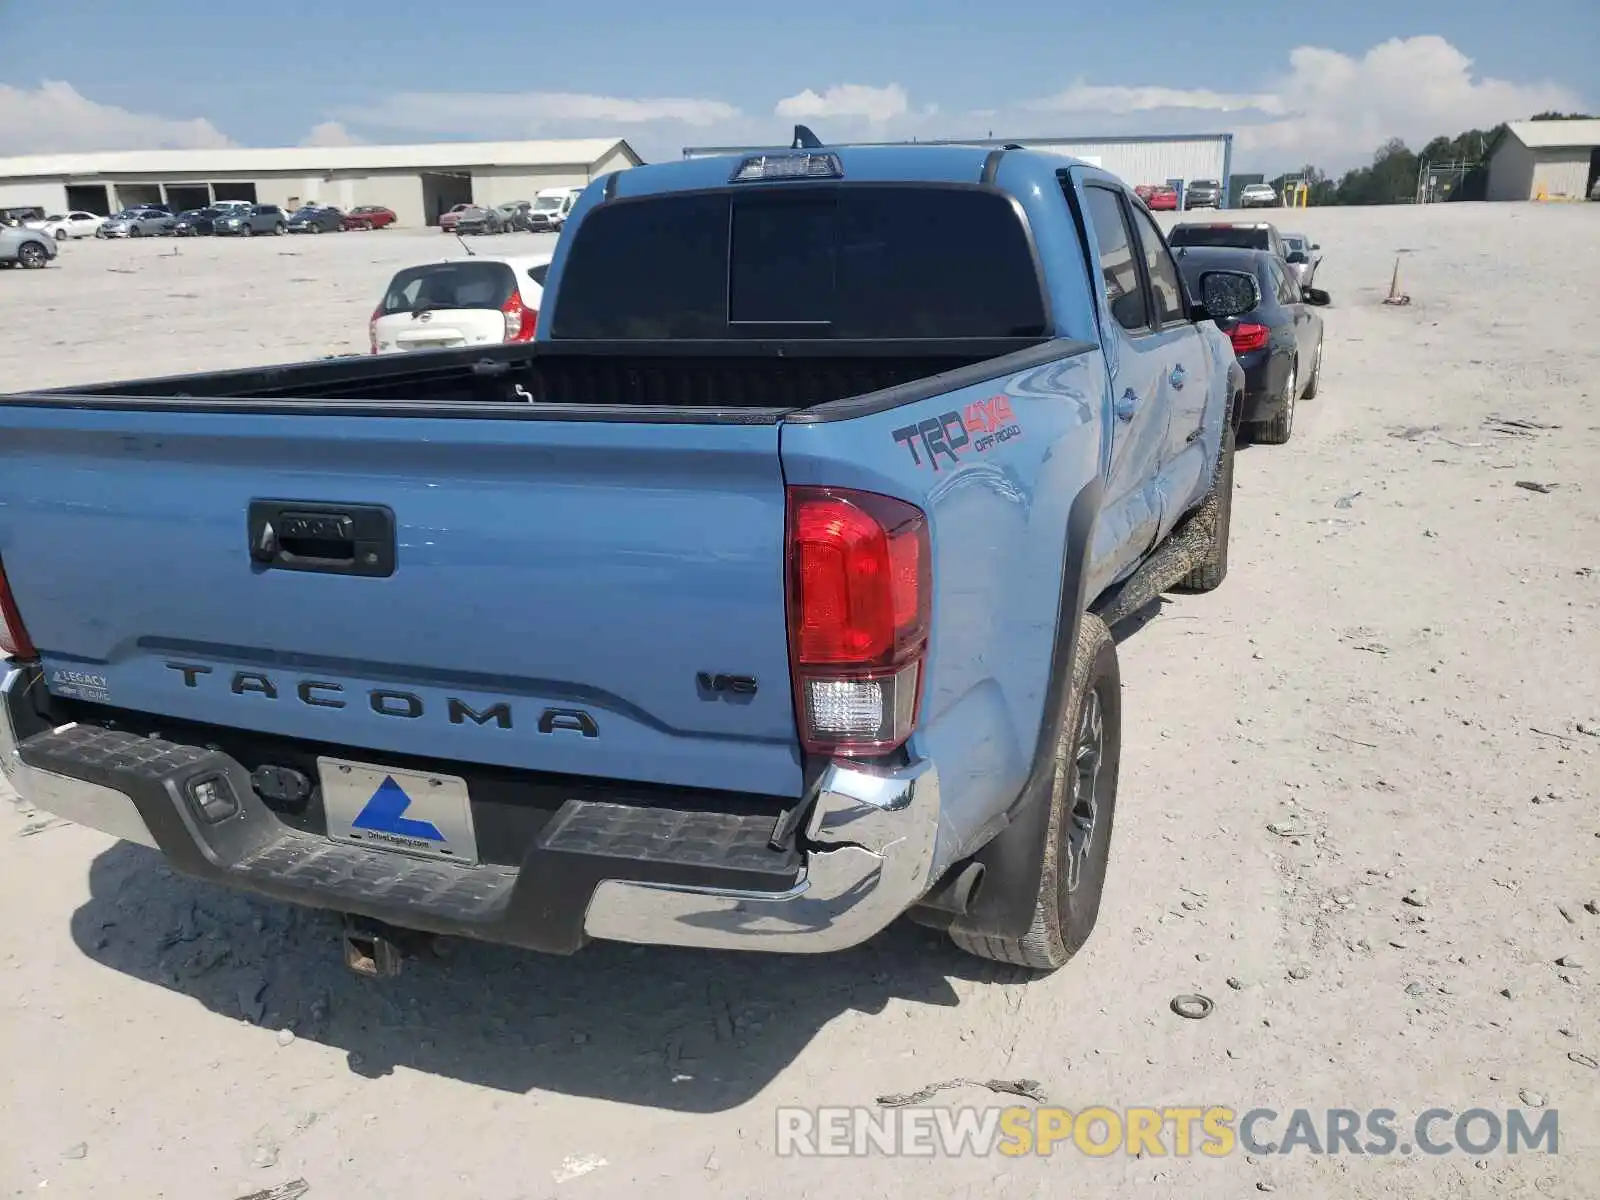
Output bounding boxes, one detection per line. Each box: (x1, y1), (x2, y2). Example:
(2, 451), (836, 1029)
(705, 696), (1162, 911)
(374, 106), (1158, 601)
(351, 775), (445, 842)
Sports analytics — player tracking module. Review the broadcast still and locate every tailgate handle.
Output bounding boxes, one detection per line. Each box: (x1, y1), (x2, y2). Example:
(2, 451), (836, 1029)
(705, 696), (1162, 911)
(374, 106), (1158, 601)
(247, 501), (396, 578)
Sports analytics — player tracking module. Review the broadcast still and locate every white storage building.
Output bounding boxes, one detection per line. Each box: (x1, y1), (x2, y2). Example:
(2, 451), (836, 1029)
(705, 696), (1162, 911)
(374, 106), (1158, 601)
(0, 138), (642, 227)
(1485, 119), (1600, 202)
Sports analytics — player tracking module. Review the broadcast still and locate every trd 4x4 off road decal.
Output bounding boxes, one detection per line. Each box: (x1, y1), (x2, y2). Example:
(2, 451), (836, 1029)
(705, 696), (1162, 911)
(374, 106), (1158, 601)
(892, 395), (1023, 471)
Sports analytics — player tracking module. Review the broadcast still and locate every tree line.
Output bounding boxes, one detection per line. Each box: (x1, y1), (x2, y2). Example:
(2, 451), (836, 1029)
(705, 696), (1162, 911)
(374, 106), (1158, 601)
(1267, 111), (1594, 205)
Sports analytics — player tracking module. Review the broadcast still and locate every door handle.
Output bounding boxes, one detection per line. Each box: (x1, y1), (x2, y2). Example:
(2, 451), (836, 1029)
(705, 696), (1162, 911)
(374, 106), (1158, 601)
(1114, 388), (1138, 422)
(1169, 364), (1187, 389)
(247, 500), (397, 577)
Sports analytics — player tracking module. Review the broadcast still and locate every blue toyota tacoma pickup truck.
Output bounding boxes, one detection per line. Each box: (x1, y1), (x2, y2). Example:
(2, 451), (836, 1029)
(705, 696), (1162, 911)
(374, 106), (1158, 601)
(0, 136), (1252, 973)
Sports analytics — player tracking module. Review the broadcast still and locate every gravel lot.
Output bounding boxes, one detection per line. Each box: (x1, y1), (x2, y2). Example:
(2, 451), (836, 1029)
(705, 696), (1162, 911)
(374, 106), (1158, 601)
(2, 204), (1597, 1199)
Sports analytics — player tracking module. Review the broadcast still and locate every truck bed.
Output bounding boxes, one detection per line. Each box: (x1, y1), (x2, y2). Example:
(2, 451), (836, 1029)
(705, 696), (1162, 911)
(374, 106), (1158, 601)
(20, 338), (1063, 421)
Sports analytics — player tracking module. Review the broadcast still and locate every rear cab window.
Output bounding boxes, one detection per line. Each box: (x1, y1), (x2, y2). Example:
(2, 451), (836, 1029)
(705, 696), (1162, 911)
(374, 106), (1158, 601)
(382, 261), (517, 314)
(550, 186), (1048, 340)
(1169, 226), (1270, 252)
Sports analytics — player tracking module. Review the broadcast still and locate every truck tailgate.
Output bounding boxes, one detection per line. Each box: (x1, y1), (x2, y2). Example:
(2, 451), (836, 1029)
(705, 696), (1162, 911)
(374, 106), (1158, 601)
(0, 407), (801, 797)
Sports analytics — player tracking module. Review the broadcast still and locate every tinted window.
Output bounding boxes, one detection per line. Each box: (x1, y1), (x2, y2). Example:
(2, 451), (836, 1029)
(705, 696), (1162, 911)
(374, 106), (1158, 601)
(1270, 259), (1299, 304)
(1130, 208), (1187, 325)
(1168, 225), (1270, 251)
(1083, 187), (1147, 332)
(381, 261), (517, 314)
(552, 186), (1047, 340)
(552, 192), (728, 338)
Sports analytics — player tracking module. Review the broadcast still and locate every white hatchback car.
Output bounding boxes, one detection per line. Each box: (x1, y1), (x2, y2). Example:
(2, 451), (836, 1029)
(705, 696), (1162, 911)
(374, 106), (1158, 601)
(28, 211), (105, 240)
(370, 253), (552, 354)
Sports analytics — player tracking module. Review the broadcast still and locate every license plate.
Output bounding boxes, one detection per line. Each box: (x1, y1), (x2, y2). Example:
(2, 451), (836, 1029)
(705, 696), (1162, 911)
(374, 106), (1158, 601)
(319, 757), (479, 865)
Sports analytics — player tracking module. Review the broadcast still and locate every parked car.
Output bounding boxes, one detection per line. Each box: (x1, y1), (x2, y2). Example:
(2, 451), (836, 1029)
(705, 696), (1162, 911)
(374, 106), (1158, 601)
(0, 141), (1254, 976)
(0, 223), (58, 268)
(343, 206), (397, 231)
(1238, 183), (1279, 209)
(370, 253), (551, 353)
(526, 186), (583, 232)
(1174, 245), (1328, 445)
(1144, 185), (1178, 211)
(497, 201), (533, 231)
(437, 202), (474, 233)
(1168, 220), (1290, 264)
(173, 207), (224, 236)
(214, 205), (287, 236)
(97, 210), (177, 238)
(28, 211), (105, 240)
(1184, 179), (1222, 210)
(454, 205), (508, 235)
(1281, 232), (1322, 287)
(287, 206), (346, 234)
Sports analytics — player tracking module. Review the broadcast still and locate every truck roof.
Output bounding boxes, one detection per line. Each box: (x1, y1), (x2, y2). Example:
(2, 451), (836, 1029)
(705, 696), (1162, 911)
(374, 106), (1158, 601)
(608, 143), (1109, 200)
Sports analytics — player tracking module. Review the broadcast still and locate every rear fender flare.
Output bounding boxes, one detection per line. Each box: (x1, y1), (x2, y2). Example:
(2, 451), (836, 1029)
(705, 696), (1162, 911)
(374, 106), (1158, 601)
(943, 476), (1103, 941)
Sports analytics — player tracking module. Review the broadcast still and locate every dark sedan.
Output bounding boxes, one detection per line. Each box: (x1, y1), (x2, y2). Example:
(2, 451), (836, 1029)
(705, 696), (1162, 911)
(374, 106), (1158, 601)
(287, 206), (345, 234)
(1175, 245), (1329, 445)
(173, 207), (224, 236)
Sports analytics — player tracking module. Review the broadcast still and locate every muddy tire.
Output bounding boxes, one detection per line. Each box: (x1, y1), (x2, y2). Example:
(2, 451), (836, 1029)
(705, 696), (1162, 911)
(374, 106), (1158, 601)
(1173, 423), (1235, 593)
(950, 614), (1121, 970)
(1301, 338), (1322, 400)
(1252, 359), (1297, 445)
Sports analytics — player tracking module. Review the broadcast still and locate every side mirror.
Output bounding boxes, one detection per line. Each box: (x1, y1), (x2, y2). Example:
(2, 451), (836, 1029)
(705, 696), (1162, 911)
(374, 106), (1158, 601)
(1197, 270), (1260, 321)
(1302, 287), (1331, 307)
(1285, 251), (1308, 264)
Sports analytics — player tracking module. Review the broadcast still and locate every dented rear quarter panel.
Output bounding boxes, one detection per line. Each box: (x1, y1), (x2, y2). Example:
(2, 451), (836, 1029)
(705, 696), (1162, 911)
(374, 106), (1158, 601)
(779, 347), (1106, 864)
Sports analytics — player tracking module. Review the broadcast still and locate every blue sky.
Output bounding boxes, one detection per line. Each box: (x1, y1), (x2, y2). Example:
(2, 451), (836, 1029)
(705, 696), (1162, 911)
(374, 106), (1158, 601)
(1, 0), (1593, 170)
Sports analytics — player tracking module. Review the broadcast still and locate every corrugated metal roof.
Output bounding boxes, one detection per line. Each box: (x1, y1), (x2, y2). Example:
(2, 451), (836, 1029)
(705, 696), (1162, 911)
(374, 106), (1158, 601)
(0, 138), (639, 180)
(1506, 119), (1600, 150)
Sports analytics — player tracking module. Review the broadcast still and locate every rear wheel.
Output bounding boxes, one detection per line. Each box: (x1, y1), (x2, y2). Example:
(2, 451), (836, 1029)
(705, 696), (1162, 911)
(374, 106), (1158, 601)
(1173, 422), (1235, 592)
(1301, 338), (1323, 400)
(17, 240), (48, 269)
(950, 614), (1121, 970)
(1253, 360), (1297, 445)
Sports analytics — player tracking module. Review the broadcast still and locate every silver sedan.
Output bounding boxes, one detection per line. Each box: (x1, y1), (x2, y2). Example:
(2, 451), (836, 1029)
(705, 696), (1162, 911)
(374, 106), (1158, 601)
(98, 210), (176, 238)
(1282, 232), (1322, 287)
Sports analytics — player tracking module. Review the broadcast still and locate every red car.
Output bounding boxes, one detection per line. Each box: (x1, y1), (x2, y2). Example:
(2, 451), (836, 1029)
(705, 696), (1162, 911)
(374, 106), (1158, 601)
(1144, 185), (1179, 211)
(342, 205), (397, 231)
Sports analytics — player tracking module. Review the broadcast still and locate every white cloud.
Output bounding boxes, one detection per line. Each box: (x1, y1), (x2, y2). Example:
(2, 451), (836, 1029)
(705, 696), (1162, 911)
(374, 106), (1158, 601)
(776, 84), (910, 124)
(1241, 37), (1580, 162)
(301, 120), (362, 147)
(1031, 82), (1282, 116)
(338, 91), (740, 139)
(0, 81), (234, 155)
(1024, 36), (1583, 169)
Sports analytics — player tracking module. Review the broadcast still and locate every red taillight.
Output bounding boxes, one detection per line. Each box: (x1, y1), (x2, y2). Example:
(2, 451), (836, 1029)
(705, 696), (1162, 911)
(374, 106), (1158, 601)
(369, 304), (382, 354)
(1228, 321), (1270, 354)
(502, 291), (538, 342)
(786, 487), (930, 756)
(0, 556), (37, 660)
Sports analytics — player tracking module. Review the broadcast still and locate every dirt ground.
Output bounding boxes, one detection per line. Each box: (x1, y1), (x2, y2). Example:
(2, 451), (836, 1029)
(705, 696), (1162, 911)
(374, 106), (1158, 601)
(1, 205), (1596, 1200)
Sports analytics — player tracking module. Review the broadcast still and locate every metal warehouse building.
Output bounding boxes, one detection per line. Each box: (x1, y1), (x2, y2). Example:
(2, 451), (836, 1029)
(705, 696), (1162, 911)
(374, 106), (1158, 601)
(684, 133), (1233, 194)
(0, 138), (642, 228)
(1485, 119), (1600, 202)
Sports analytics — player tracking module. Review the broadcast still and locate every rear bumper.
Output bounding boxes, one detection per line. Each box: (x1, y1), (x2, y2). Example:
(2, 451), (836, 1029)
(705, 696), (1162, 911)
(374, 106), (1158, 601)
(1, 665), (942, 955)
